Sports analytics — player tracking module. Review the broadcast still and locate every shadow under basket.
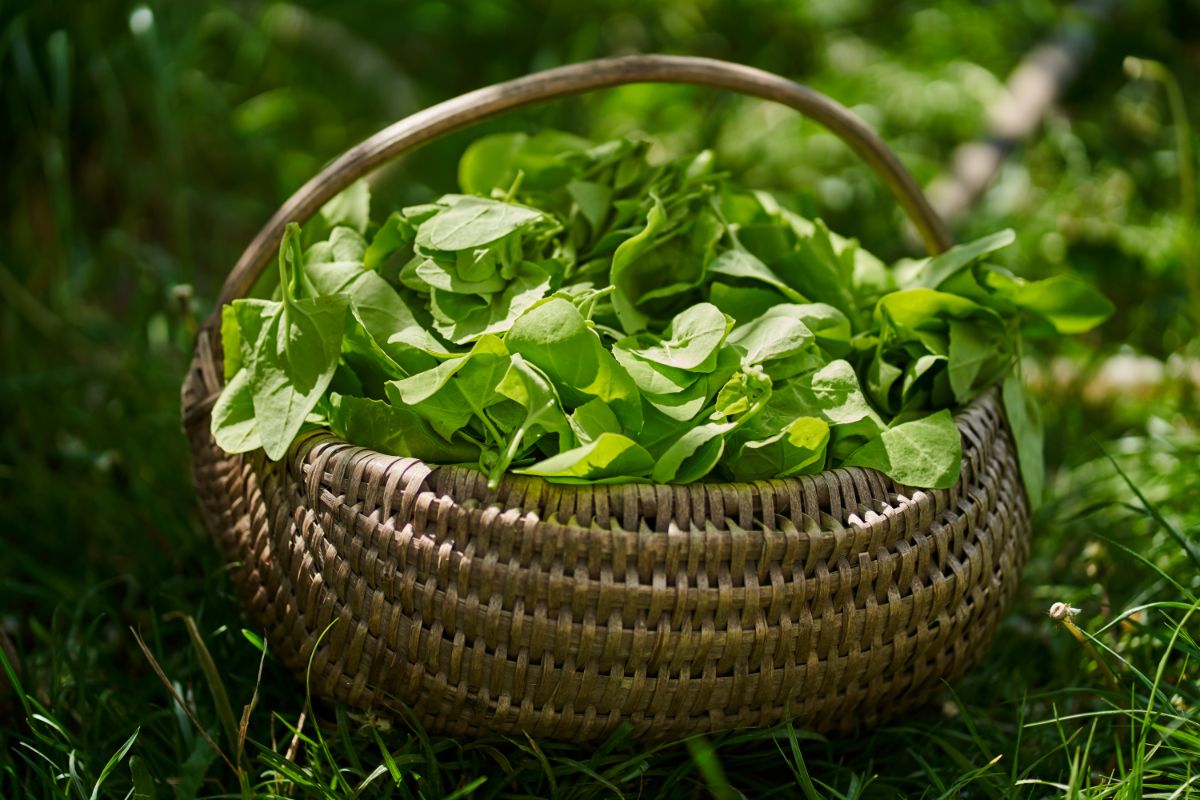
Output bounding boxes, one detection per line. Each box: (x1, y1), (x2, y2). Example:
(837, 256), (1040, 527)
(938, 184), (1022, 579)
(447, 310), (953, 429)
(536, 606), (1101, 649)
(182, 54), (1032, 742)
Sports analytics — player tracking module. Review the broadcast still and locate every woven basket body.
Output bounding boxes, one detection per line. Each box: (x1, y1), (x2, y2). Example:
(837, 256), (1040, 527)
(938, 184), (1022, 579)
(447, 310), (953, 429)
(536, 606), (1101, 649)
(183, 56), (1031, 741)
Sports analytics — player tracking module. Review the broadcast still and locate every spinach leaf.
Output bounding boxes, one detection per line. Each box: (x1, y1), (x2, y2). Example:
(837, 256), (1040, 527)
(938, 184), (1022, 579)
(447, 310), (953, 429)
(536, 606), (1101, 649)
(610, 194), (671, 333)
(569, 398), (622, 443)
(328, 393), (479, 463)
(843, 409), (962, 489)
(982, 268), (1115, 335)
(491, 354), (572, 487)
(708, 249), (807, 303)
(894, 229), (1016, 289)
(1002, 373), (1045, 508)
(727, 416), (829, 481)
(318, 180), (371, 235)
(429, 260), (553, 344)
(217, 223), (349, 461)
(506, 297), (642, 431)
(947, 319), (1008, 404)
(249, 291), (348, 461)
(210, 368), (261, 454)
(305, 227), (447, 367)
(727, 311), (815, 366)
(212, 132), (1111, 494)
(386, 334), (510, 440)
(416, 195), (544, 251)
(621, 302), (730, 371)
(516, 432), (652, 480)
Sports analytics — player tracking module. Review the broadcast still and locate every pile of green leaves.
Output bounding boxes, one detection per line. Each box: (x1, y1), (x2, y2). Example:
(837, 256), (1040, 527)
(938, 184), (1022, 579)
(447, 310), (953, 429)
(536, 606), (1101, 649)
(212, 131), (1112, 496)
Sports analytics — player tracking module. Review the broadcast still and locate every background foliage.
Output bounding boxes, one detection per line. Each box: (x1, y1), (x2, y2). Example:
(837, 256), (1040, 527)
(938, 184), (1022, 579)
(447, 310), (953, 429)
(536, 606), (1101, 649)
(1, 1), (1198, 797)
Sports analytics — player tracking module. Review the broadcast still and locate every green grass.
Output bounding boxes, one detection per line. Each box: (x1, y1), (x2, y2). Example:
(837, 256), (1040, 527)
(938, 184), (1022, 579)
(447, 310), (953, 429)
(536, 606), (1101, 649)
(2, 1), (1198, 797)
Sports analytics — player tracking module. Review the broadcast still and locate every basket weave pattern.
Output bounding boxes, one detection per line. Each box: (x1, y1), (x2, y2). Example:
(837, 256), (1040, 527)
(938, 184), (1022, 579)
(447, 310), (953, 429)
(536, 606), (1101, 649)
(184, 56), (1032, 740)
(183, 328), (1030, 740)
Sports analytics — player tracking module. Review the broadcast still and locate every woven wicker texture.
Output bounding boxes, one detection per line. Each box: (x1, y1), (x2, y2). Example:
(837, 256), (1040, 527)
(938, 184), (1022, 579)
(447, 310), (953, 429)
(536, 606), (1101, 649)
(183, 55), (1031, 741)
(183, 330), (1029, 740)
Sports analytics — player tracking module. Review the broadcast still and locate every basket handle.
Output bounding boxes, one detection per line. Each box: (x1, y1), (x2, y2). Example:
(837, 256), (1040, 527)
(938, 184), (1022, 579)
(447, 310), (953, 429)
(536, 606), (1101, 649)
(216, 54), (953, 308)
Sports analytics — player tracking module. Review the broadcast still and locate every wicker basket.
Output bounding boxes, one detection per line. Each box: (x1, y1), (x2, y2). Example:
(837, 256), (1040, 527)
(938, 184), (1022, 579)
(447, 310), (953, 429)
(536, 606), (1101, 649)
(182, 55), (1030, 741)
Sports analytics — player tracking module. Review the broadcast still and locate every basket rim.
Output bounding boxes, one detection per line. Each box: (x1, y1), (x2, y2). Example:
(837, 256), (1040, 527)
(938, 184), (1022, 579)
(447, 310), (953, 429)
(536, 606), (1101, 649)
(184, 320), (1005, 514)
(266, 377), (1006, 528)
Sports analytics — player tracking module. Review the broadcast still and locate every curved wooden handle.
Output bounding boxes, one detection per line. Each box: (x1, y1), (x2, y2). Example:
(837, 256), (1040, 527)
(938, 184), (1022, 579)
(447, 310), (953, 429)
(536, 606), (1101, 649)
(217, 54), (953, 308)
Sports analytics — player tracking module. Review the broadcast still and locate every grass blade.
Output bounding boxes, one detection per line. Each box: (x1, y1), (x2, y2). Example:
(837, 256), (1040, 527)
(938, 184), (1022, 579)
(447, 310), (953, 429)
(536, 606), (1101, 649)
(686, 736), (739, 800)
(170, 614), (241, 767)
(1100, 442), (1200, 572)
(129, 754), (156, 800)
(88, 727), (139, 800)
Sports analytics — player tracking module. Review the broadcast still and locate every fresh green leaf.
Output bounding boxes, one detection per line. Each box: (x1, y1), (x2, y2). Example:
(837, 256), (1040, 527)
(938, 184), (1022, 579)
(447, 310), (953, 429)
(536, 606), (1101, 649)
(430, 260), (553, 344)
(1002, 373), (1045, 508)
(250, 293), (348, 460)
(328, 393), (479, 463)
(708, 248), (807, 303)
(210, 368), (261, 454)
(506, 298), (642, 431)
(621, 302), (730, 371)
(843, 409), (962, 489)
(983, 269), (1115, 334)
(516, 432), (652, 480)
(727, 416), (829, 480)
(568, 398), (622, 443)
(387, 334), (510, 440)
(416, 195), (543, 251)
(610, 194), (671, 333)
(727, 311), (814, 366)
(895, 229), (1016, 289)
(319, 179), (371, 234)
(651, 420), (735, 484)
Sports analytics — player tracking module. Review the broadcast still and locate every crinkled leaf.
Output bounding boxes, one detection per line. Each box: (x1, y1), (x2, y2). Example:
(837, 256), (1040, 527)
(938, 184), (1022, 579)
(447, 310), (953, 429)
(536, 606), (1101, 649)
(843, 409), (962, 489)
(727, 312), (814, 366)
(623, 302), (730, 371)
(416, 195), (543, 251)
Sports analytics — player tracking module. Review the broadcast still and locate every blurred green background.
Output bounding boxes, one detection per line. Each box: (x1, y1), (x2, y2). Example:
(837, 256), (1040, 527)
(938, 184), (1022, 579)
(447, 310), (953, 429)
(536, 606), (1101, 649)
(2, 1), (1198, 797)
